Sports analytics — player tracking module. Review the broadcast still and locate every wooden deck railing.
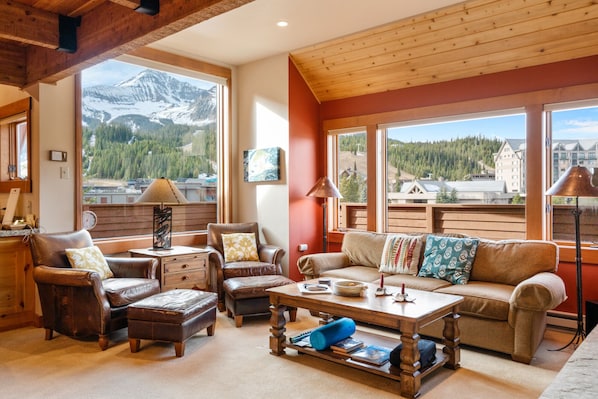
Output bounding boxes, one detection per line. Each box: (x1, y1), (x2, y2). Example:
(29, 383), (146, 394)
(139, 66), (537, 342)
(340, 203), (598, 242)
(83, 203), (217, 239)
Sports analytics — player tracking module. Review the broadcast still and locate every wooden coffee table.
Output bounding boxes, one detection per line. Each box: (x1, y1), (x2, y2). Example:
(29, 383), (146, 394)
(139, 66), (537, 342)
(268, 278), (464, 399)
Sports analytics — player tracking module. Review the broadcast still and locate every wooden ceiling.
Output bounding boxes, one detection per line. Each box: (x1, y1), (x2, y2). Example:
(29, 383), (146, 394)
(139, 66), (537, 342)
(0, 0), (253, 88)
(290, 0), (598, 102)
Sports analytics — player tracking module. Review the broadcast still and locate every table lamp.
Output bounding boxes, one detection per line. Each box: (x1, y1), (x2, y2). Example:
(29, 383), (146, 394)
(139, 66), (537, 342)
(546, 165), (598, 350)
(306, 176), (342, 252)
(137, 177), (188, 250)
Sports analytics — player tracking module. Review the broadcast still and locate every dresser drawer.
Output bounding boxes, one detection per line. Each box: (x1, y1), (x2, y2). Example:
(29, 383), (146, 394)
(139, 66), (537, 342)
(163, 254), (206, 273)
(163, 269), (207, 290)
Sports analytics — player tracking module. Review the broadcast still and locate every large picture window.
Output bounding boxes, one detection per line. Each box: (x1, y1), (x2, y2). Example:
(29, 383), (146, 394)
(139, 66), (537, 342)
(80, 58), (223, 239)
(546, 101), (598, 244)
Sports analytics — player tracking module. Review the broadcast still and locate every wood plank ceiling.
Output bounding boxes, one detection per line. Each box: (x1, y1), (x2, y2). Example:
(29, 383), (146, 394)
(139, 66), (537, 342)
(290, 0), (598, 102)
(0, 0), (253, 88)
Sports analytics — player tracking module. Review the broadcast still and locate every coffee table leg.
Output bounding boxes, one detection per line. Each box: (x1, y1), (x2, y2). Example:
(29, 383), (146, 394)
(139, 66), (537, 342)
(399, 322), (421, 399)
(269, 301), (287, 356)
(442, 306), (461, 369)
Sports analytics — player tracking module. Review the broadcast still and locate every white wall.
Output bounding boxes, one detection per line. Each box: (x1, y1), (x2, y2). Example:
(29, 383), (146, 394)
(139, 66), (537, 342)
(236, 54), (290, 274)
(37, 78), (77, 232)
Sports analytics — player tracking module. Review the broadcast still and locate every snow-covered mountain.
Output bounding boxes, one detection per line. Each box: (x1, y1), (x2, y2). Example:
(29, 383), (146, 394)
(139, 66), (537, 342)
(82, 69), (217, 131)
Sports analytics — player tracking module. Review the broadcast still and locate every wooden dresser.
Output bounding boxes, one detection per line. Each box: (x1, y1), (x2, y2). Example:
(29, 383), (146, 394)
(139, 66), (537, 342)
(129, 246), (210, 292)
(0, 232), (35, 331)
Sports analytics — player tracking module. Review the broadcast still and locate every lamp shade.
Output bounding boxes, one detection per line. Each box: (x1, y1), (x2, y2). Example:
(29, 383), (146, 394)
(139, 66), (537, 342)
(546, 166), (598, 197)
(306, 176), (342, 199)
(137, 177), (189, 204)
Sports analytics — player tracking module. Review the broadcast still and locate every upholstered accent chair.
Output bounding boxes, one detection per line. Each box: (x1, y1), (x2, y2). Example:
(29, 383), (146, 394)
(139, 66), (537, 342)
(206, 222), (285, 312)
(29, 229), (160, 350)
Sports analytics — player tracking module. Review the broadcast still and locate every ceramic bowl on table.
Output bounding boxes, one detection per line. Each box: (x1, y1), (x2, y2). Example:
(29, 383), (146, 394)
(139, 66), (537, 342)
(332, 280), (367, 297)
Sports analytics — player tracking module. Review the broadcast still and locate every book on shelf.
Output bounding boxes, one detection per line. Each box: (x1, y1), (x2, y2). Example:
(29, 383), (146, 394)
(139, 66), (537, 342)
(349, 345), (392, 366)
(330, 337), (364, 354)
(289, 329), (313, 347)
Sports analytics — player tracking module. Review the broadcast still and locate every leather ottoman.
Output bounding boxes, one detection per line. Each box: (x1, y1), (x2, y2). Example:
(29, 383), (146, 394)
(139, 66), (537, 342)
(127, 289), (217, 357)
(223, 275), (296, 327)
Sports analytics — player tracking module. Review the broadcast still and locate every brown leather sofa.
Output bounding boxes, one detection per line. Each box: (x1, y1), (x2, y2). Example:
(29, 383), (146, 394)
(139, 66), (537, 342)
(206, 222), (285, 312)
(29, 230), (160, 350)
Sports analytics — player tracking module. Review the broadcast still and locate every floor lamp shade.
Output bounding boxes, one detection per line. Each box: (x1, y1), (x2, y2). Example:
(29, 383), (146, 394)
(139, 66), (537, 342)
(307, 177), (342, 252)
(137, 177), (188, 250)
(546, 166), (598, 350)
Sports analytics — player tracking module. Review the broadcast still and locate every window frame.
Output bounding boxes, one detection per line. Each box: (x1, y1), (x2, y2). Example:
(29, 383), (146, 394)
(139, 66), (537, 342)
(75, 49), (233, 244)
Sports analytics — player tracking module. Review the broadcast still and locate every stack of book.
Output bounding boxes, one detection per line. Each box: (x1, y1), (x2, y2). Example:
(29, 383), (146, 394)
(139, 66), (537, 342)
(349, 344), (392, 366)
(330, 336), (365, 355)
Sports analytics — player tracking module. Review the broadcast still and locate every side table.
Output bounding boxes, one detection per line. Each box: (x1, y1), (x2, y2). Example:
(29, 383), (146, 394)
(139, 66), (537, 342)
(129, 246), (210, 292)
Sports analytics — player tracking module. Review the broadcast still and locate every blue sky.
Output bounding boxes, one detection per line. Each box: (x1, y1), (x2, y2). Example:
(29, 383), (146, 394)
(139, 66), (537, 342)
(388, 107), (598, 142)
(81, 59), (214, 90)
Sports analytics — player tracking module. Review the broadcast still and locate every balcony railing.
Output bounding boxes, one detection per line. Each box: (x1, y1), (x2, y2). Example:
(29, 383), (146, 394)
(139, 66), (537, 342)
(339, 203), (598, 242)
(83, 202), (217, 239)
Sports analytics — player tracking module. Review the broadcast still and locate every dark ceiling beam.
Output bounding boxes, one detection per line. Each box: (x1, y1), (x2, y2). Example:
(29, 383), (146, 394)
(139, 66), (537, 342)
(0, 1), (59, 48)
(23, 0), (253, 88)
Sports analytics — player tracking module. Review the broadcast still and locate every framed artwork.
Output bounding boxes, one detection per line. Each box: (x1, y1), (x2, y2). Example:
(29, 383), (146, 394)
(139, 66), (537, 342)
(243, 147), (281, 182)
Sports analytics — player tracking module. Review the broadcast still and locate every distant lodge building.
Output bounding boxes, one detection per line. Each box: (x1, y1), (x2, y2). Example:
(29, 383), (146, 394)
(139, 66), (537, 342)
(388, 138), (597, 204)
(83, 175), (217, 204)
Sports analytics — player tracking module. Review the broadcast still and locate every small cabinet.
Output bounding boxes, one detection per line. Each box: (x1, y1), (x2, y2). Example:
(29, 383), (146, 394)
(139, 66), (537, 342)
(129, 246), (209, 292)
(0, 234), (35, 330)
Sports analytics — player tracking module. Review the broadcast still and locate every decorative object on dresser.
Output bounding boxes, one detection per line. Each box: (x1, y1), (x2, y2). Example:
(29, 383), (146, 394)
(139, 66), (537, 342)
(29, 229), (160, 350)
(136, 177), (188, 250)
(545, 165), (598, 350)
(129, 246), (209, 292)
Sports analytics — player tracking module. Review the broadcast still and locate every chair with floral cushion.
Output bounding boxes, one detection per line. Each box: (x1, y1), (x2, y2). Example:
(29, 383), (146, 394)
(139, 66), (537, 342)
(29, 229), (160, 350)
(206, 222), (294, 326)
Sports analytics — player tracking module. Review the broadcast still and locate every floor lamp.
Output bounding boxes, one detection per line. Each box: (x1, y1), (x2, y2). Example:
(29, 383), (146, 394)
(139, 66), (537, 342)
(546, 166), (598, 350)
(136, 177), (188, 250)
(307, 176), (342, 252)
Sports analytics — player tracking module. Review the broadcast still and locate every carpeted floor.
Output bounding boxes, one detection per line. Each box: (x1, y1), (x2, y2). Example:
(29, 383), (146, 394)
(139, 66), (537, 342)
(0, 309), (573, 399)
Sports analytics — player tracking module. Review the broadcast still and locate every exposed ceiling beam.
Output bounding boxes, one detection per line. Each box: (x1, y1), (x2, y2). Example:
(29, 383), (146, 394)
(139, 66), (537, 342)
(0, 1), (59, 48)
(0, 0), (253, 88)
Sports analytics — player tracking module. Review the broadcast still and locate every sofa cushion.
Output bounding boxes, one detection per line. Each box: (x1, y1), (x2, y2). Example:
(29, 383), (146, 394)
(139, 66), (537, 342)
(383, 274), (452, 291)
(321, 266), (382, 282)
(470, 239), (559, 285)
(418, 235), (479, 285)
(379, 234), (423, 275)
(342, 231), (388, 268)
(434, 282), (513, 321)
(65, 246), (114, 280)
(221, 232), (259, 262)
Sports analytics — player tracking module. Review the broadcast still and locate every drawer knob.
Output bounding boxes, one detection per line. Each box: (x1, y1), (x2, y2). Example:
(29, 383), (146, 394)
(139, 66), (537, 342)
(182, 275), (188, 280)
(181, 264), (188, 269)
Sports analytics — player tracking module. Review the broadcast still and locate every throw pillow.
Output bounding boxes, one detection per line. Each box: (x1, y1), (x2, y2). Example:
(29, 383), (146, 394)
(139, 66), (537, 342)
(417, 235), (479, 285)
(222, 232), (259, 262)
(65, 246), (114, 280)
(379, 234), (423, 275)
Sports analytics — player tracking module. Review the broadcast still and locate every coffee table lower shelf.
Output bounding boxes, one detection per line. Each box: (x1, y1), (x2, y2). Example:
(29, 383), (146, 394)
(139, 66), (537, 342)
(285, 329), (448, 382)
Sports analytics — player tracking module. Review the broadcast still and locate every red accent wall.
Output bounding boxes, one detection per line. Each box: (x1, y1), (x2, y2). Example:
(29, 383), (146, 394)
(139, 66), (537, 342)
(288, 60), (321, 281)
(288, 55), (598, 313)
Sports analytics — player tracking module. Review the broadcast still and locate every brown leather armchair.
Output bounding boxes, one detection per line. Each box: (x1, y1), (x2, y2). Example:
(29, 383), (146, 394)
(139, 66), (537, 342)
(29, 230), (160, 350)
(206, 222), (285, 311)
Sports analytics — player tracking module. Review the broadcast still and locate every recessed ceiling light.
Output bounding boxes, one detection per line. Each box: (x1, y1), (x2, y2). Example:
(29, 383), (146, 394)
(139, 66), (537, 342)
(276, 20), (288, 27)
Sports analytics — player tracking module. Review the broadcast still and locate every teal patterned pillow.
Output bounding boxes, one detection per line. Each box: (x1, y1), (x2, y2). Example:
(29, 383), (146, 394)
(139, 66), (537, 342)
(417, 235), (479, 284)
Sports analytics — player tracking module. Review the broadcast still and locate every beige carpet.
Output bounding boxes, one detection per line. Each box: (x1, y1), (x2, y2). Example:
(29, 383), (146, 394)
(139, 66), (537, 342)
(0, 309), (573, 399)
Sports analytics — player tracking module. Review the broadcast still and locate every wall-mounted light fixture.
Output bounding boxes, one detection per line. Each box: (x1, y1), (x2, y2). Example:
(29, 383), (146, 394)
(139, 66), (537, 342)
(135, 0), (160, 16)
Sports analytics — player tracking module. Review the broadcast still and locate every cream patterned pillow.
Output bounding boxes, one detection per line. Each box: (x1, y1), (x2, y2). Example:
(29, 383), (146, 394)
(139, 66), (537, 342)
(222, 233), (259, 262)
(65, 246), (114, 280)
(379, 234), (423, 275)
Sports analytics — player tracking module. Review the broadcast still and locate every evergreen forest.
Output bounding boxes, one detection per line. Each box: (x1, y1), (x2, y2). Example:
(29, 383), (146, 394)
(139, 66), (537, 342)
(82, 122), (217, 182)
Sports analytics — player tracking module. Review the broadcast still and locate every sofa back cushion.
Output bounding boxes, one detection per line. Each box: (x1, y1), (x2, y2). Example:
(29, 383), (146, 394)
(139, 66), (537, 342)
(342, 231), (388, 268)
(470, 239), (558, 285)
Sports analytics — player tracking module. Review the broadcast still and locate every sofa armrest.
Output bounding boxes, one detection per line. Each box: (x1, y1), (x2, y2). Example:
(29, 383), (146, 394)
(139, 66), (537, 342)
(297, 253), (351, 279)
(510, 272), (567, 312)
(33, 265), (104, 289)
(105, 257), (158, 279)
(259, 244), (285, 270)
